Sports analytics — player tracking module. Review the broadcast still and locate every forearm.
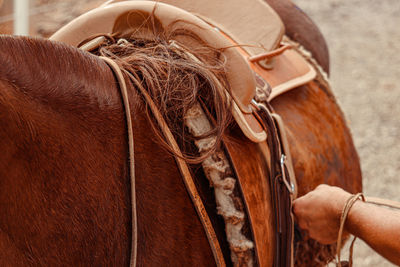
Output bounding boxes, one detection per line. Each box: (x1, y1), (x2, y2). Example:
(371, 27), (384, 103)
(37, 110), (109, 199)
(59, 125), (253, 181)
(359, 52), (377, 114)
(346, 201), (400, 265)
(293, 185), (400, 264)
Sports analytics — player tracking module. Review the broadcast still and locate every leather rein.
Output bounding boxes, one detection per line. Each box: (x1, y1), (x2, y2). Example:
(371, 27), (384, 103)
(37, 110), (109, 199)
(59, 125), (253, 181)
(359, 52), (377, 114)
(99, 57), (138, 267)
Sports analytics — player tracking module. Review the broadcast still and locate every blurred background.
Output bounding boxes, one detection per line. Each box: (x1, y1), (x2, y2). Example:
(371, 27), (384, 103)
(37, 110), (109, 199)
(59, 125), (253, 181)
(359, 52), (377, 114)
(0, 0), (102, 37)
(1, 0), (399, 266)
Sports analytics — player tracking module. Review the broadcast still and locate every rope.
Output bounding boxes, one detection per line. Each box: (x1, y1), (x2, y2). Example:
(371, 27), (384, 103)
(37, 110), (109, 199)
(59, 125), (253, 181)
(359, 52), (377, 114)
(336, 193), (365, 267)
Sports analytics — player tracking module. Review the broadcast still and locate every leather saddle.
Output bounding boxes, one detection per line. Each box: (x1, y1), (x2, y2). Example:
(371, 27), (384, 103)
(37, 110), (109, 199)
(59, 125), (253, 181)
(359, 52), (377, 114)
(50, 0), (315, 144)
(51, 1), (314, 266)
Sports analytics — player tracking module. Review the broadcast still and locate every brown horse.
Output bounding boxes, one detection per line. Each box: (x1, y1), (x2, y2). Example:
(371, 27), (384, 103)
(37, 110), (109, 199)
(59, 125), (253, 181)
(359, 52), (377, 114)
(0, 1), (361, 266)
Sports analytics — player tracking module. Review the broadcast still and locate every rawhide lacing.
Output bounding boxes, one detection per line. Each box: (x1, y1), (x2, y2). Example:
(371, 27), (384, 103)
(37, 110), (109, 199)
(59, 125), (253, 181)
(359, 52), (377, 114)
(185, 103), (255, 266)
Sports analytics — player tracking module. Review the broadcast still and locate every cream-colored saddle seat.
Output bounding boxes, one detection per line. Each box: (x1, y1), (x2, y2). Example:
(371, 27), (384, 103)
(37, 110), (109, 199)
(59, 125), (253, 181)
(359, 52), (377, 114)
(102, 0), (285, 55)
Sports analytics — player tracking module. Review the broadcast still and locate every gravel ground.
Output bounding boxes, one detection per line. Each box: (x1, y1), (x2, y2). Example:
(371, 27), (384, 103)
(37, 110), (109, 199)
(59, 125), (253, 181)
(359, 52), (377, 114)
(293, 0), (400, 266)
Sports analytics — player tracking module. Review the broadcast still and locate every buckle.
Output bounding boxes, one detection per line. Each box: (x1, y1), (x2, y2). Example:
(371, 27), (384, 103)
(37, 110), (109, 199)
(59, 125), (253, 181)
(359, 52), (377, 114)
(280, 154), (295, 194)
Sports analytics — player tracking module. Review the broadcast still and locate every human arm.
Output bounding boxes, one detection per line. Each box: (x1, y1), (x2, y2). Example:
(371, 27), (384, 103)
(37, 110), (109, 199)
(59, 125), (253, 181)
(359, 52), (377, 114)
(292, 184), (400, 265)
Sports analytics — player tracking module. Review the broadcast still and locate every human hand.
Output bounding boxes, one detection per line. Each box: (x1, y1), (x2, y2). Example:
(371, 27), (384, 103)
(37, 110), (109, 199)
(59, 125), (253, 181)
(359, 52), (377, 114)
(292, 184), (352, 244)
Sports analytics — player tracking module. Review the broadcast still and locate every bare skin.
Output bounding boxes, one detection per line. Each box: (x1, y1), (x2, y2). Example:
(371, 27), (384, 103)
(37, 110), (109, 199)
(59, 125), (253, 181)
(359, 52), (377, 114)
(293, 184), (400, 265)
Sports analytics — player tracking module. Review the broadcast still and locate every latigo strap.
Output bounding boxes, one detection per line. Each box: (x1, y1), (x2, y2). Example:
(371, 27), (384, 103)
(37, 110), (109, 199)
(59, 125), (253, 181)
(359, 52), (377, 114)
(255, 102), (296, 267)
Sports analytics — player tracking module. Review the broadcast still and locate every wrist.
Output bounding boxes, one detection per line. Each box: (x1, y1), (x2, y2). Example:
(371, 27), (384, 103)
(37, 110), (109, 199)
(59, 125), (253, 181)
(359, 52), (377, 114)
(331, 190), (353, 221)
(344, 199), (364, 235)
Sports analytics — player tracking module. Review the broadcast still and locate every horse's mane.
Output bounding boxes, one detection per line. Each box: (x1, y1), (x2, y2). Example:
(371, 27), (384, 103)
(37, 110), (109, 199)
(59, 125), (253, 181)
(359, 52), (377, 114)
(86, 16), (233, 163)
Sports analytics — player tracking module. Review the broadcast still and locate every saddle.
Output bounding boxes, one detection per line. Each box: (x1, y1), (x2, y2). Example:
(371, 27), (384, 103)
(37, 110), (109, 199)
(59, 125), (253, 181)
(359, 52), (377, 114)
(51, 0), (315, 144)
(51, 1), (315, 266)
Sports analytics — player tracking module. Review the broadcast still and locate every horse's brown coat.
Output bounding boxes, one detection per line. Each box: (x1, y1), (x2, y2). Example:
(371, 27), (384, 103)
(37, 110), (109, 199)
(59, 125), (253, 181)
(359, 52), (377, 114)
(0, 37), (130, 266)
(0, 37), (216, 266)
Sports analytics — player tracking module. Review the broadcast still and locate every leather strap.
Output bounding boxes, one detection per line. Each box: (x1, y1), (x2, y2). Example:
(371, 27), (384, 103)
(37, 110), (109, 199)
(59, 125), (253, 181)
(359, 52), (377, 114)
(123, 70), (226, 267)
(248, 43), (292, 65)
(270, 113), (297, 199)
(270, 113), (296, 267)
(254, 102), (295, 267)
(100, 56), (138, 267)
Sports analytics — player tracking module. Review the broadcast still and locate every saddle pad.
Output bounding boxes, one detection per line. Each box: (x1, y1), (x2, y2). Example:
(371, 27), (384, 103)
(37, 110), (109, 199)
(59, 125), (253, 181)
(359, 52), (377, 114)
(103, 0), (285, 54)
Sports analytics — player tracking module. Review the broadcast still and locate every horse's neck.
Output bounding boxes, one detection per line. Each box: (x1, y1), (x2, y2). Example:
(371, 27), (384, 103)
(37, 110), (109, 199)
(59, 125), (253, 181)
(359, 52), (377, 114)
(0, 36), (216, 266)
